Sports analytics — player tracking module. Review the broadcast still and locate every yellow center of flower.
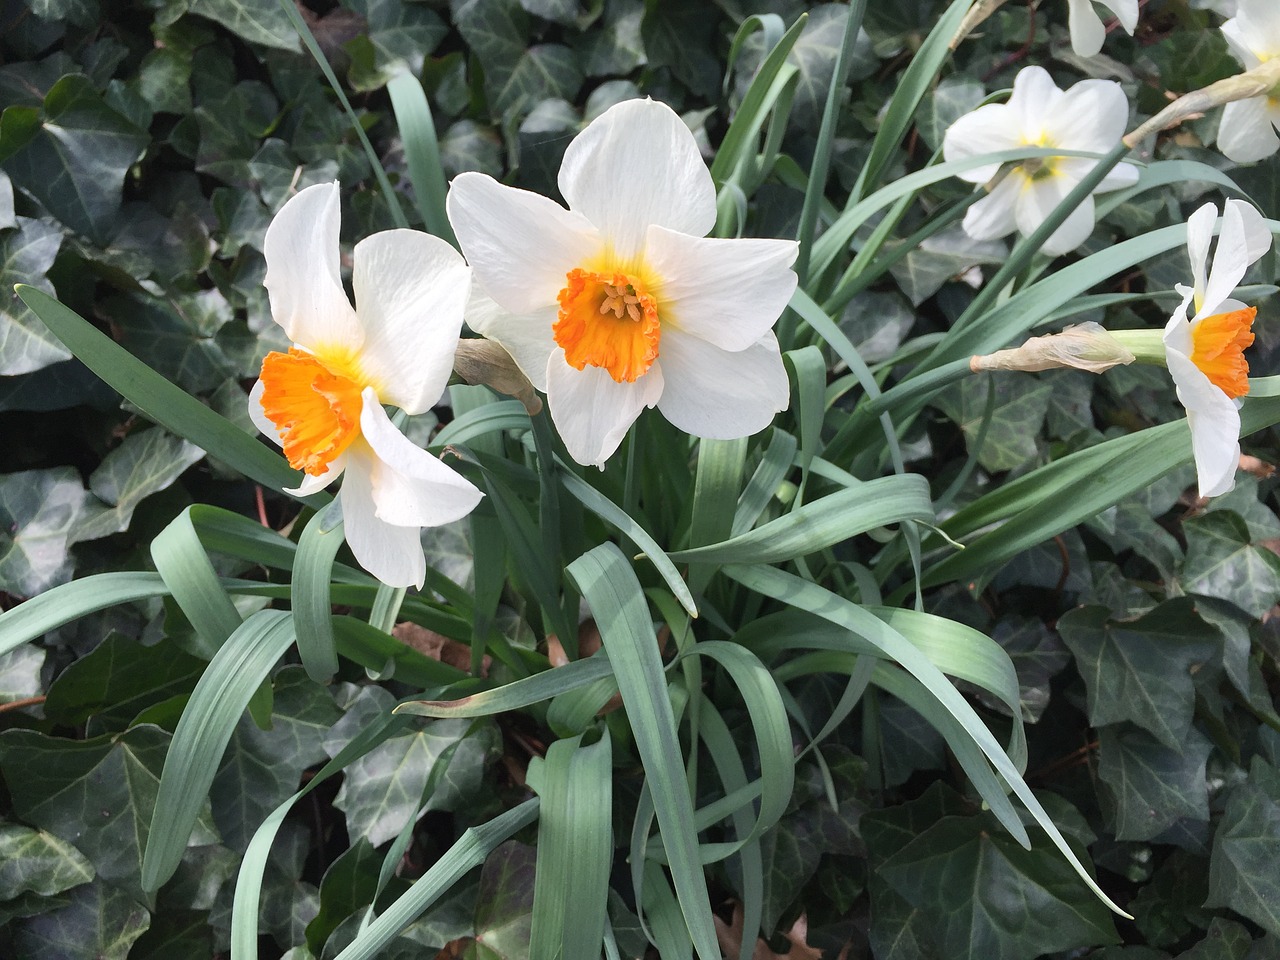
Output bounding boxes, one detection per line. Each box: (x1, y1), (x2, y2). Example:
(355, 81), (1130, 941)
(259, 348), (365, 475)
(553, 268), (661, 383)
(1191, 306), (1257, 399)
(1019, 132), (1059, 181)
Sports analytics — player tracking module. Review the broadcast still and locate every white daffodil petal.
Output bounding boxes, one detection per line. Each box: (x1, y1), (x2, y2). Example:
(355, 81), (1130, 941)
(1167, 349), (1242, 498)
(1016, 178), (1097, 255)
(359, 395), (483, 528)
(447, 173), (601, 315)
(263, 182), (361, 351)
(655, 330), (789, 439)
(942, 104), (1026, 184)
(1225, 198), (1273, 269)
(1067, 0), (1107, 56)
(1098, 0), (1139, 32)
(962, 175), (1022, 242)
(1218, 98), (1280, 164)
(1185, 202), (1217, 308)
(642, 227), (798, 352)
(1009, 67), (1063, 137)
(545, 352), (664, 468)
(1232, 0), (1280, 63)
(1162, 287), (1197, 358)
(338, 451), (427, 589)
(558, 99), (717, 262)
(1200, 199), (1272, 316)
(464, 289), (558, 393)
(352, 230), (471, 415)
(248, 378), (279, 444)
(1051, 79), (1132, 151)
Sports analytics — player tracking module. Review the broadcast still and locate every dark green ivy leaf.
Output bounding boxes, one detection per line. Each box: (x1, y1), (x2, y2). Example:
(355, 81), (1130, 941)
(11, 879), (150, 960)
(1097, 724), (1213, 842)
(0, 216), (69, 376)
(1181, 511), (1280, 618)
(877, 812), (1119, 960)
(0, 725), (219, 901)
(0, 467), (90, 597)
(1057, 600), (1218, 749)
(1206, 758), (1280, 937)
(0, 74), (148, 245)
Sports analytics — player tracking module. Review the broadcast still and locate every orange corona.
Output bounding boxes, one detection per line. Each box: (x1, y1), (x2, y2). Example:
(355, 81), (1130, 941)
(1191, 306), (1256, 399)
(553, 268), (661, 383)
(259, 348), (365, 475)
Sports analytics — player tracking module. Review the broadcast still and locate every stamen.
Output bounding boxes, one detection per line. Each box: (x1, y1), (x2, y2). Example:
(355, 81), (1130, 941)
(554, 268), (661, 382)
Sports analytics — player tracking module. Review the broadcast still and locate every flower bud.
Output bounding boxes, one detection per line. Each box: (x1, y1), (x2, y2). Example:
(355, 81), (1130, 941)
(969, 322), (1137, 374)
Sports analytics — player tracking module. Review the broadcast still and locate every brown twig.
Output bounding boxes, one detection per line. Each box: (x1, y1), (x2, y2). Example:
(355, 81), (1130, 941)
(0, 696), (46, 714)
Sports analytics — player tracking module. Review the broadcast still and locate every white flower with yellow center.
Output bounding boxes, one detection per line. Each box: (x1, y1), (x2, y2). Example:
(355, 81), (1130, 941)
(943, 66), (1138, 256)
(1218, 0), (1280, 162)
(1066, 0), (1139, 57)
(248, 182), (483, 588)
(1162, 199), (1271, 497)
(445, 98), (798, 468)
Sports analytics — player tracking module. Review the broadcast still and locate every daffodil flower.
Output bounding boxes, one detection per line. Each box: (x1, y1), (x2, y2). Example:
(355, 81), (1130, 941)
(943, 66), (1138, 255)
(248, 182), (483, 588)
(1218, 0), (1280, 162)
(445, 98), (798, 468)
(1066, 0), (1138, 57)
(1163, 199), (1271, 497)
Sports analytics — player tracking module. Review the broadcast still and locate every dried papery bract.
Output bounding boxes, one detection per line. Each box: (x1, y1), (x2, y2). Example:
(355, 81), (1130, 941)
(1123, 58), (1280, 153)
(969, 322), (1136, 374)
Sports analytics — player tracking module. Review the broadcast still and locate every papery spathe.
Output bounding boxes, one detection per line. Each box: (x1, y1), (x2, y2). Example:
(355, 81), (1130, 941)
(249, 182), (483, 588)
(446, 98), (798, 468)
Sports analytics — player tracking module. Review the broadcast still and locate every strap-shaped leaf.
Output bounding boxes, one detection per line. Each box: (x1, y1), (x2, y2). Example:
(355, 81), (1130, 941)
(151, 507), (243, 659)
(668, 475), (932, 565)
(15, 286), (317, 501)
(530, 734), (613, 960)
(568, 543), (720, 960)
(292, 501), (346, 682)
(142, 609), (296, 893)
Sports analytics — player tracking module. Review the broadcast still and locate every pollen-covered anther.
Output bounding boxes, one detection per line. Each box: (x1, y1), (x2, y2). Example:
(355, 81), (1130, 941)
(554, 268), (660, 383)
(1192, 306), (1257, 399)
(259, 348), (365, 475)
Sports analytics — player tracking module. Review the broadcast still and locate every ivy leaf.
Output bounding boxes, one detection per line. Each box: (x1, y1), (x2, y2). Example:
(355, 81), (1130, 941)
(1097, 724), (1213, 842)
(304, 838), (384, 956)
(918, 74), (984, 151)
(210, 667), (343, 851)
(640, 0), (720, 99)
(11, 879), (150, 960)
(981, 616), (1070, 724)
(1206, 758), (1280, 937)
(0, 169), (16, 229)
(72, 429), (205, 543)
(1174, 918), (1255, 960)
(787, 4), (876, 130)
(0, 825), (95, 900)
(1181, 511), (1280, 618)
(0, 467), (90, 597)
(42, 633), (206, 731)
(877, 812), (1118, 960)
(1058, 600), (1218, 749)
(493, 46), (583, 123)
(0, 644), (45, 704)
(934, 371), (1053, 473)
(175, 0), (300, 51)
(576, 0), (645, 76)
(473, 841), (536, 959)
(105, 289), (244, 393)
(0, 216), (69, 376)
(889, 226), (1007, 306)
(344, 0), (449, 90)
(0, 725), (218, 901)
(327, 688), (497, 846)
(0, 74), (148, 245)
